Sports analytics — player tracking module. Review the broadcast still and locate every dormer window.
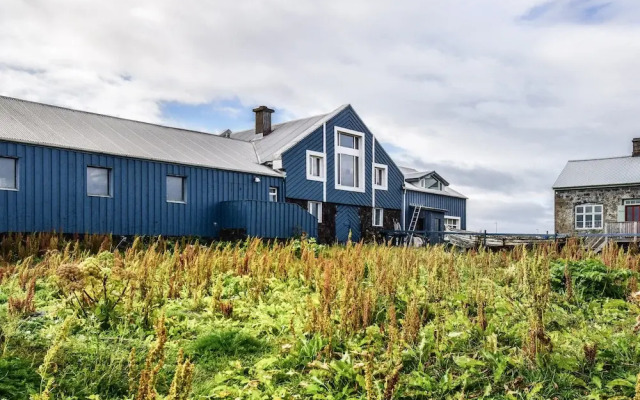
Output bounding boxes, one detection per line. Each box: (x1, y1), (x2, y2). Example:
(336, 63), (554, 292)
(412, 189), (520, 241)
(419, 176), (442, 190)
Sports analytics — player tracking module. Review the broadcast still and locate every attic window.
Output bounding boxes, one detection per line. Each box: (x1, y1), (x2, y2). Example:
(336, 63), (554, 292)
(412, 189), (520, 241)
(306, 150), (325, 181)
(335, 128), (365, 192)
(420, 177), (442, 190)
(373, 163), (388, 190)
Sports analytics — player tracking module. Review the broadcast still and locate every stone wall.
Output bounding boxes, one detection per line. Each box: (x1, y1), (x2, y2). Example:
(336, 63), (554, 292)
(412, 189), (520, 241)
(359, 207), (401, 243)
(555, 185), (640, 234)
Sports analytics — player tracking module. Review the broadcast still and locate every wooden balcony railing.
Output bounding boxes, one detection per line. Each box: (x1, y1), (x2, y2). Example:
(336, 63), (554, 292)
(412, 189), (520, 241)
(605, 221), (640, 235)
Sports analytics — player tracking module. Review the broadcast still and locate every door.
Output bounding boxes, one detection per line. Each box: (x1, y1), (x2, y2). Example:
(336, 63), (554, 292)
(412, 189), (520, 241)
(427, 211), (445, 244)
(626, 205), (640, 222)
(336, 205), (361, 243)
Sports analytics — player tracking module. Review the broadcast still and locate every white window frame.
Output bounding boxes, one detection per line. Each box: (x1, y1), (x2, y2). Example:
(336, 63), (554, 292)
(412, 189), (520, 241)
(373, 207), (384, 227)
(334, 127), (365, 193)
(166, 175), (187, 204)
(444, 216), (461, 231)
(306, 150), (325, 182)
(308, 201), (323, 223)
(0, 156), (18, 191)
(268, 186), (278, 202)
(624, 199), (640, 205)
(373, 163), (388, 190)
(575, 204), (603, 230)
(87, 166), (112, 198)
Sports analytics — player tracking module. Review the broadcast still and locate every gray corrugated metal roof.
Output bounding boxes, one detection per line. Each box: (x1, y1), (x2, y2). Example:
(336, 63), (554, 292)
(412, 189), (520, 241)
(405, 182), (468, 199)
(230, 105), (348, 162)
(400, 166), (454, 192)
(0, 96), (280, 177)
(553, 156), (640, 189)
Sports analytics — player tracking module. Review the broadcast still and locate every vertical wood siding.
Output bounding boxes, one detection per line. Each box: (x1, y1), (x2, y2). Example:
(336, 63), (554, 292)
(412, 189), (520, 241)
(0, 141), (284, 237)
(219, 200), (318, 238)
(405, 190), (467, 230)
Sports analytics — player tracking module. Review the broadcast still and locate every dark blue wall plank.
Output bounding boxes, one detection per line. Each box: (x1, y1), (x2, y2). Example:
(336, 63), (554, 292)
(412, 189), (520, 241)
(405, 190), (467, 230)
(373, 139), (403, 210)
(0, 141), (284, 237)
(281, 127), (324, 202)
(219, 200), (318, 239)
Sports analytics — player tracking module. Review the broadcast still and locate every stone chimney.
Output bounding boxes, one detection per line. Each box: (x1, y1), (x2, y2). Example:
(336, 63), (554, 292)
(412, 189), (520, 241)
(634, 138), (640, 157)
(253, 106), (274, 136)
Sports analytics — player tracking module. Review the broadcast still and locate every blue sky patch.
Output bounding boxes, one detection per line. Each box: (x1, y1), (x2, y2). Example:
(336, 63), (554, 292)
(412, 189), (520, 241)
(520, 0), (613, 24)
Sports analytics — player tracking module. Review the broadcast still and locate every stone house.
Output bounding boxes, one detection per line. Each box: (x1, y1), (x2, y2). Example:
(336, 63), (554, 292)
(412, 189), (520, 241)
(553, 138), (640, 235)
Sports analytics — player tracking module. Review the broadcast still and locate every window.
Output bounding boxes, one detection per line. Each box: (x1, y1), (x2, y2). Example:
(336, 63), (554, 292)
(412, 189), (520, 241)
(444, 216), (461, 230)
(269, 187), (278, 202)
(373, 163), (388, 190)
(306, 150), (325, 181)
(166, 176), (187, 203)
(87, 167), (111, 197)
(308, 201), (323, 223)
(420, 177), (442, 190)
(0, 157), (17, 190)
(373, 208), (384, 227)
(575, 204), (603, 229)
(335, 128), (365, 192)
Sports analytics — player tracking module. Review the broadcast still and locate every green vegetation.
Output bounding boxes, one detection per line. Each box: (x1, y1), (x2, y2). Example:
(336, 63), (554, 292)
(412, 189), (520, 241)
(0, 234), (640, 399)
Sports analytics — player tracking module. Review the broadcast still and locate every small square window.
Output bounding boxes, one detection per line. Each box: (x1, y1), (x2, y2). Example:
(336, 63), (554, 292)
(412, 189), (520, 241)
(167, 176), (187, 203)
(308, 201), (323, 223)
(269, 187), (278, 202)
(373, 164), (388, 190)
(0, 157), (17, 190)
(87, 167), (111, 197)
(373, 208), (384, 227)
(306, 151), (325, 181)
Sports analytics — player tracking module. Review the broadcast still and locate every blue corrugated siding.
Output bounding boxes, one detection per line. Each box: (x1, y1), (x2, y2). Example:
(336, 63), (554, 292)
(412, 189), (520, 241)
(0, 141), (284, 237)
(219, 200), (318, 238)
(373, 140), (403, 210)
(405, 190), (467, 230)
(281, 126), (324, 201)
(281, 106), (402, 210)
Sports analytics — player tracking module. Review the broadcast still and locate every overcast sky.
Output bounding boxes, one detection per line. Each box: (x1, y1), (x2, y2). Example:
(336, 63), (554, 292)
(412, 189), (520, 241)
(2, 0), (640, 233)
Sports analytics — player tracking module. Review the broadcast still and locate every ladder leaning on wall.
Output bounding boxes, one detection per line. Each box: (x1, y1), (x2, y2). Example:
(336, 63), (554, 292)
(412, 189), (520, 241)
(407, 205), (423, 244)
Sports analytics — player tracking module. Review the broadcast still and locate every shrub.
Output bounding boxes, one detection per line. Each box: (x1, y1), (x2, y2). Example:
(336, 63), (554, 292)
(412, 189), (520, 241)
(0, 357), (40, 400)
(190, 329), (264, 362)
(550, 259), (634, 300)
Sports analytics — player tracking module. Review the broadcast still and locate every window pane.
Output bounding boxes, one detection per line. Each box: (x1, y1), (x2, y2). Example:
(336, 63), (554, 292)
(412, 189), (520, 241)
(269, 187), (278, 202)
(0, 157), (16, 189)
(87, 167), (110, 196)
(167, 176), (185, 202)
(339, 154), (356, 187)
(338, 133), (359, 149)
(595, 205), (602, 212)
(585, 206), (592, 213)
(576, 206), (583, 213)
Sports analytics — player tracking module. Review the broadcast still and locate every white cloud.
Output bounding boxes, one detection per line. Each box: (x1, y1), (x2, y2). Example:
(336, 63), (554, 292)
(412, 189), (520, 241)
(1, 0), (640, 232)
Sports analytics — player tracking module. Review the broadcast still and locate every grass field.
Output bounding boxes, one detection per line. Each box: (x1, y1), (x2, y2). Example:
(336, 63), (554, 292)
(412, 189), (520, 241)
(1, 234), (640, 399)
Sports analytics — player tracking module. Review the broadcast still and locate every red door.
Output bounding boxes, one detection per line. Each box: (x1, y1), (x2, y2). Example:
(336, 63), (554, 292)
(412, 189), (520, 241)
(626, 205), (640, 221)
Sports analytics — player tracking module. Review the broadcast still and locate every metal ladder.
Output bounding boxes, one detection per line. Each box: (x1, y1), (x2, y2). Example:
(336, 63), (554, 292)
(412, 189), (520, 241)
(407, 205), (423, 244)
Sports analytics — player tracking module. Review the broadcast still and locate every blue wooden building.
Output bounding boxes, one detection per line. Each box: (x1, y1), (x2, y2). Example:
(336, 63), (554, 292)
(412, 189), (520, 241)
(0, 96), (467, 243)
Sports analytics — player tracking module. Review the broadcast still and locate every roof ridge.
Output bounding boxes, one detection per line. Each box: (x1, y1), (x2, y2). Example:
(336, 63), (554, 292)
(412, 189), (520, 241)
(231, 110), (331, 136)
(568, 155), (632, 162)
(0, 94), (250, 142)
